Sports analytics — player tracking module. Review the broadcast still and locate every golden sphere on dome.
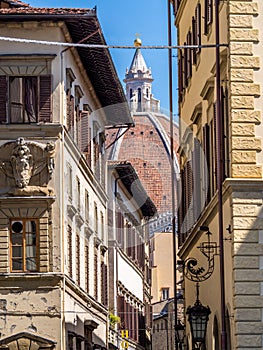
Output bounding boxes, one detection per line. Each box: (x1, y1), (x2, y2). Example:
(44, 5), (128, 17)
(134, 37), (142, 47)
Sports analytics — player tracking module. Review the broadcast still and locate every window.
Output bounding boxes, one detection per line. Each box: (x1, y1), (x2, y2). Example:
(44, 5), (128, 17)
(76, 177), (81, 212)
(94, 203), (98, 234)
(138, 88), (142, 112)
(75, 85), (83, 148)
(94, 247), (98, 299)
(161, 288), (169, 300)
(195, 3), (202, 54)
(67, 226), (72, 278)
(85, 244), (90, 293)
(66, 68), (75, 135)
(10, 219), (38, 272)
(100, 211), (104, 241)
(0, 75), (52, 124)
(101, 261), (108, 306)
(76, 234), (80, 285)
(204, 0), (213, 35)
(85, 190), (89, 222)
(80, 111), (91, 167)
(67, 163), (73, 201)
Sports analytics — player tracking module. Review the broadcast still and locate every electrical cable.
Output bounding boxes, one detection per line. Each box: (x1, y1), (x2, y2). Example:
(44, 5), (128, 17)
(0, 36), (228, 49)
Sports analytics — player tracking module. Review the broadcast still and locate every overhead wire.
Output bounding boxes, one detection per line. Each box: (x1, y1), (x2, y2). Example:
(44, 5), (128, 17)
(0, 36), (228, 49)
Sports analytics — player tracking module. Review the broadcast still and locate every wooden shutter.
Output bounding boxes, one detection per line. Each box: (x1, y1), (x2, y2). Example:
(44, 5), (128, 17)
(80, 111), (90, 152)
(192, 16), (197, 64)
(67, 225), (72, 278)
(101, 262), (108, 306)
(116, 211), (124, 247)
(177, 171), (184, 246)
(213, 104), (218, 193)
(204, 0), (208, 35)
(183, 42), (188, 88)
(117, 295), (125, 326)
(76, 234), (80, 285)
(0, 76), (7, 123)
(39, 75), (52, 122)
(85, 245), (89, 293)
(187, 32), (192, 80)
(196, 3), (201, 54)
(80, 111), (92, 166)
(178, 50), (183, 102)
(186, 160), (193, 234)
(193, 139), (201, 221)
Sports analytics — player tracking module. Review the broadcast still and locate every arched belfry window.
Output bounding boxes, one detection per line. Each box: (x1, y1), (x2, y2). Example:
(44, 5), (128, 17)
(130, 88), (133, 100)
(146, 88), (149, 98)
(137, 88), (142, 112)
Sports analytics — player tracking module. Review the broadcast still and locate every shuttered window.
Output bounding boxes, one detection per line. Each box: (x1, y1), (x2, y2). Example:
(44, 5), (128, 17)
(186, 160), (193, 233)
(94, 247), (98, 299)
(203, 124), (211, 205)
(0, 75), (52, 124)
(187, 32), (192, 80)
(116, 210), (124, 248)
(117, 295), (125, 327)
(39, 75), (52, 122)
(193, 139), (201, 222)
(192, 16), (197, 64)
(196, 3), (202, 54)
(67, 93), (74, 137)
(76, 234), (80, 285)
(183, 42), (188, 88)
(101, 261), (108, 306)
(67, 225), (72, 278)
(80, 111), (92, 167)
(204, 0), (213, 35)
(85, 244), (89, 293)
(178, 50), (184, 102)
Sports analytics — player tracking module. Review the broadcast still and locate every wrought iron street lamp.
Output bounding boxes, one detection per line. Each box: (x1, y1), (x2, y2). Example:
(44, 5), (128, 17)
(182, 227), (218, 349)
(186, 284), (211, 349)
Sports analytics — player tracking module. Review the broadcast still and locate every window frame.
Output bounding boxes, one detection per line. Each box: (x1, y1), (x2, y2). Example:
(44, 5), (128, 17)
(10, 218), (39, 273)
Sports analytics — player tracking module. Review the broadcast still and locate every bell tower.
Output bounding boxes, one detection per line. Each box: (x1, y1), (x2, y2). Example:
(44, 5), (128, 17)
(124, 37), (159, 112)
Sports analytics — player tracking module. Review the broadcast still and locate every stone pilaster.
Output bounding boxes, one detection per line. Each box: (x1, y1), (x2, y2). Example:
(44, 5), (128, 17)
(231, 184), (263, 349)
(229, 0), (262, 178)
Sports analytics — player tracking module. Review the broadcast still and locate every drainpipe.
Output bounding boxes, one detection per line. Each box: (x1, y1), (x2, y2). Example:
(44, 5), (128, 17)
(215, 0), (227, 349)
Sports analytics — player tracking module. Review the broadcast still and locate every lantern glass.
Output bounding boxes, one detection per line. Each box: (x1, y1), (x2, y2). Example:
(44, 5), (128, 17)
(187, 302), (211, 345)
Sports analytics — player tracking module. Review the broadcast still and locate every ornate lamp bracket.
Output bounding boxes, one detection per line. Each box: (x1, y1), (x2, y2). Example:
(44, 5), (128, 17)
(183, 227), (219, 282)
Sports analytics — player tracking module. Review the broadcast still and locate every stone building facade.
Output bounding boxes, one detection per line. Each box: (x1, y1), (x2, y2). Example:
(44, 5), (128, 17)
(0, 1), (133, 349)
(174, 0), (263, 348)
(107, 162), (156, 350)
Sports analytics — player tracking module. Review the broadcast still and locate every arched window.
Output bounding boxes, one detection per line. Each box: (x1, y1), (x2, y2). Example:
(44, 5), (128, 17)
(137, 88), (142, 112)
(146, 88), (149, 98)
(130, 88), (133, 99)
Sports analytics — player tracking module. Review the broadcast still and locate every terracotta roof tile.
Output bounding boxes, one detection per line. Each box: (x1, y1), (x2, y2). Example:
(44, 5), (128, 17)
(0, 7), (94, 15)
(1, 0), (29, 7)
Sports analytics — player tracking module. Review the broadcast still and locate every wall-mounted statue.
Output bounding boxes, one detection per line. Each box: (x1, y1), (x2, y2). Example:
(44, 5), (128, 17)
(0, 137), (55, 196)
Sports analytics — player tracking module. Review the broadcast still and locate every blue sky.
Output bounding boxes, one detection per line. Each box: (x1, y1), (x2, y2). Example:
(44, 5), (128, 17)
(29, 0), (178, 114)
